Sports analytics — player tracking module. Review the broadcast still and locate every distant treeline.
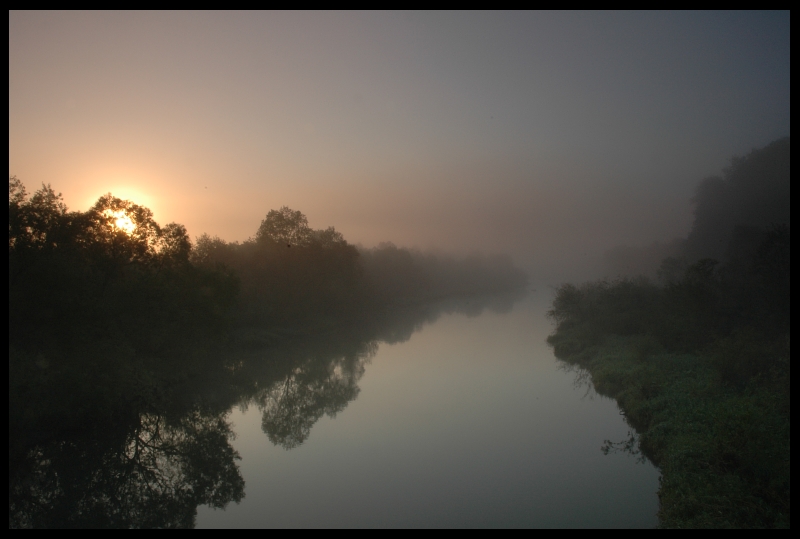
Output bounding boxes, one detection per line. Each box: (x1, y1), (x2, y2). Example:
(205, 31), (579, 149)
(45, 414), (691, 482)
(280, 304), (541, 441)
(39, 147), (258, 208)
(547, 138), (790, 528)
(191, 207), (527, 335)
(9, 177), (527, 357)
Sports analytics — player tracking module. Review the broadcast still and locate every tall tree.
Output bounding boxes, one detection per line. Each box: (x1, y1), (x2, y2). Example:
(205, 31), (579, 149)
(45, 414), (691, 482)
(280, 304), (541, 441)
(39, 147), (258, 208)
(255, 206), (313, 246)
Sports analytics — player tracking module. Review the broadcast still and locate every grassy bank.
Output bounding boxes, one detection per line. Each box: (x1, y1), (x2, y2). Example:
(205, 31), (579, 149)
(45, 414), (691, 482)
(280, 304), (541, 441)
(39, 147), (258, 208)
(548, 307), (789, 528)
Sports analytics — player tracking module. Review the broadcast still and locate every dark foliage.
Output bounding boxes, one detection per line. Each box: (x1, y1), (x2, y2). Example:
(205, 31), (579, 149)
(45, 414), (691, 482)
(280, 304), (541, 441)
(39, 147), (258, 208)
(546, 138), (790, 528)
(685, 137), (789, 263)
(8, 178), (528, 527)
(602, 137), (789, 279)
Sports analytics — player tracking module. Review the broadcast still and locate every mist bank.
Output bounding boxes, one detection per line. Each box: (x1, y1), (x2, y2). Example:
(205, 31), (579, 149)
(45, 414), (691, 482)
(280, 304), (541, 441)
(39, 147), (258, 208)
(192, 207), (528, 335)
(547, 138), (790, 528)
(602, 137), (789, 280)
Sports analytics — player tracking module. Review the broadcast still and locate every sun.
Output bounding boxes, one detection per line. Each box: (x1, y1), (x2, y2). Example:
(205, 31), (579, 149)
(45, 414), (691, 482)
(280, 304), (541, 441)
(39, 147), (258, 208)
(104, 209), (136, 235)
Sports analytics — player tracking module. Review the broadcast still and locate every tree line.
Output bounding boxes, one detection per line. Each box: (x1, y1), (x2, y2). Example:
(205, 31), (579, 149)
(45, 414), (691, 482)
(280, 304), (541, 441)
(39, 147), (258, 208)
(10, 176), (527, 358)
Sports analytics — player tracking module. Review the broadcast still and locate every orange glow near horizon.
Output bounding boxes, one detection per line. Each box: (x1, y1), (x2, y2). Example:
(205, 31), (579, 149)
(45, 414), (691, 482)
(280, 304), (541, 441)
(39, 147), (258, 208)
(86, 185), (157, 214)
(9, 11), (789, 267)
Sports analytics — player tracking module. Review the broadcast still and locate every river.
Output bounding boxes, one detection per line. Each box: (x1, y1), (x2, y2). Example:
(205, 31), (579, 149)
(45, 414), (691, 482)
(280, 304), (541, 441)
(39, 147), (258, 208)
(195, 290), (660, 528)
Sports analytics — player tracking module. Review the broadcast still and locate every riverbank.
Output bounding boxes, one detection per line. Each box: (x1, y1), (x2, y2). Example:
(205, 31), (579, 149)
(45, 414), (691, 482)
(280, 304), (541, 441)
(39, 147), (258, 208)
(547, 329), (789, 528)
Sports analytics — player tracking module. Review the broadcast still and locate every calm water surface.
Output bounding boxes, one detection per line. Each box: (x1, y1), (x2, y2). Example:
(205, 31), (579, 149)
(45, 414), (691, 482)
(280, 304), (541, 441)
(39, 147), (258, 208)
(196, 292), (660, 528)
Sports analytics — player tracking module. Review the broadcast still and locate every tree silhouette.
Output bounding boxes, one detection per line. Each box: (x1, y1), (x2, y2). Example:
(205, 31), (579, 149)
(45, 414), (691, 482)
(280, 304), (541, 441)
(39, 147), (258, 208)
(255, 206), (313, 247)
(685, 137), (789, 262)
(9, 408), (245, 529)
(312, 226), (347, 248)
(158, 222), (192, 265)
(255, 344), (372, 449)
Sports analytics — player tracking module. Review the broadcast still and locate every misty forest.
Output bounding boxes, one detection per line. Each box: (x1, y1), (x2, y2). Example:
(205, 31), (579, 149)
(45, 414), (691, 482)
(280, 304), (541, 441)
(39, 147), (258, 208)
(8, 137), (789, 528)
(9, 173), (528, 527)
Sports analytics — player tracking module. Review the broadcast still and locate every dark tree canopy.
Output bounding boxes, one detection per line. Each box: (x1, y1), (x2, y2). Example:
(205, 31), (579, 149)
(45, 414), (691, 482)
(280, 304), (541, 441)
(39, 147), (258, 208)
(685, 137), (790, 262)
(255, 206), (313, 246)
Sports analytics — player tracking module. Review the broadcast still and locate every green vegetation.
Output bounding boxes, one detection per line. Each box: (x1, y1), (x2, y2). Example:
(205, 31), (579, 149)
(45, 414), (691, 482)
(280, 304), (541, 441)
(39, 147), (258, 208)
(547, 138), (790, 528)
(8, 176), (527, 528)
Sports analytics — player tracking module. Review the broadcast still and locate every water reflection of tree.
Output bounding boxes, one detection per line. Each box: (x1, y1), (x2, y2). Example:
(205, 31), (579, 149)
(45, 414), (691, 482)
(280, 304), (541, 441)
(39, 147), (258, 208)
(601, 430), (648, 464)
(256, 343), (375, 449)
(247, 291), (525, 450)
(10, 289), (528, 527)
(9, 408), (244, 529)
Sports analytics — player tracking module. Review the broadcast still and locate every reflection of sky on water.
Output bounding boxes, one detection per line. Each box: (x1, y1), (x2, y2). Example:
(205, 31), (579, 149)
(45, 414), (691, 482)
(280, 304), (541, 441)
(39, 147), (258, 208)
(197, 292), (659, 528)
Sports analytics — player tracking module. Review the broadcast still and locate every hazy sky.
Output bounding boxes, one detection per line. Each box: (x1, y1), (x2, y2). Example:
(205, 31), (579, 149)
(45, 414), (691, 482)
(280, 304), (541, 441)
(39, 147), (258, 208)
(9, 11), (790, 276)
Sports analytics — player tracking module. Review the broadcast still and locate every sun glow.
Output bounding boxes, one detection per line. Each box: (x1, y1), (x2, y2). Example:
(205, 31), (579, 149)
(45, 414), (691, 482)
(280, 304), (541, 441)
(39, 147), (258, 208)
(104, 209), (136, 234)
